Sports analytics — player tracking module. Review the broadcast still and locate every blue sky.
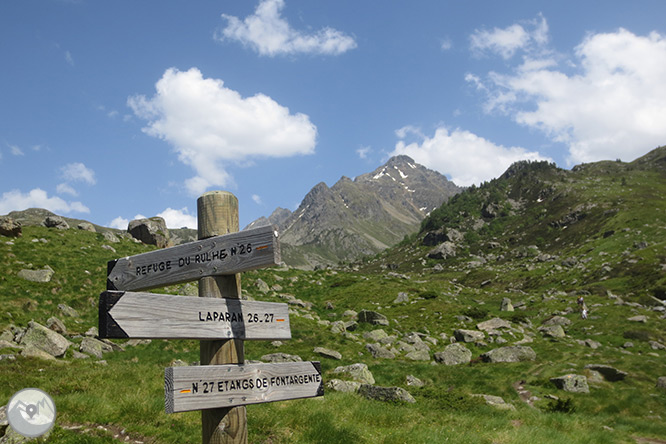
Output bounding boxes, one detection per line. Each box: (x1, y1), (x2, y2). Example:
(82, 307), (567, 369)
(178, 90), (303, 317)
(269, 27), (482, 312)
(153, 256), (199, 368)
(2, 1), (666, 230)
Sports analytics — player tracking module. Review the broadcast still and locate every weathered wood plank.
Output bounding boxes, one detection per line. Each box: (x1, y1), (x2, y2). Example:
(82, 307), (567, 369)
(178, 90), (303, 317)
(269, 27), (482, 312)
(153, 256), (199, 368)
(106, 225), (280, 291)
(165, 362), (324, 413)
(98, 291), (291, 340)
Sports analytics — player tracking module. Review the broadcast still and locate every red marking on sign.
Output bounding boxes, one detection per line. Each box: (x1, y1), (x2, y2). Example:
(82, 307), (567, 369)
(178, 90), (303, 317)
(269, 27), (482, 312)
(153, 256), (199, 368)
(180, 389), (191, 394)
(276, 319), (285, 322)
(256, 245), (268, 251)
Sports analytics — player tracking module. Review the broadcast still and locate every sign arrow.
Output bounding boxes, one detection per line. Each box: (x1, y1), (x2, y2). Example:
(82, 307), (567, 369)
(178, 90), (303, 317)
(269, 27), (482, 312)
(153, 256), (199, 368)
(99, 291), (291, 340)
(165, 362), (324, 413)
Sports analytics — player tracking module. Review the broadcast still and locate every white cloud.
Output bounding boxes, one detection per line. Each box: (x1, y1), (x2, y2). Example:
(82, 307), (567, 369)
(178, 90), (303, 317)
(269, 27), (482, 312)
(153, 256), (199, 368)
(157, 207), (197, 229)
(61, 162), (96, 185)
(108, 216), (129, 230)
(65, 50), (74, 66)
(217, 0), (357, 56)
(472, 28), (666, 165)
(9, 145), (24, 156)
(252, 194), (263, 205)
(56, 183), (78, 196)
(356, 146), (371, 159)
(440, 38), (453, 51)
(0, 188), (89, 214)
(128, 67), (317, 195)
(470, 14), (548, 59)
(390, 126), (549, 186)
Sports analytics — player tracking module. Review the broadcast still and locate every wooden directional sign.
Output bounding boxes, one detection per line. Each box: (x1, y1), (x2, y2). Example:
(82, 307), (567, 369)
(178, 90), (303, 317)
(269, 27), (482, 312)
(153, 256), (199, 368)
(99, 291), (291, 340)
(165, 361), (323, 413)
(107, 225), (280, 291)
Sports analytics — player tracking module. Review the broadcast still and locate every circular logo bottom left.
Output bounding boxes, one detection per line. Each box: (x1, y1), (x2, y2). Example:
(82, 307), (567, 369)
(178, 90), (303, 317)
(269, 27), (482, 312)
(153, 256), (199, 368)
(6, 388), (56, 438)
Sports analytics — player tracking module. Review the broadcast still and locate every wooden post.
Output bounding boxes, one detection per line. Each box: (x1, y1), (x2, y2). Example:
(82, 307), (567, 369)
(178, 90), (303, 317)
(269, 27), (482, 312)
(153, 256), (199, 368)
(198, 191), (247, 444)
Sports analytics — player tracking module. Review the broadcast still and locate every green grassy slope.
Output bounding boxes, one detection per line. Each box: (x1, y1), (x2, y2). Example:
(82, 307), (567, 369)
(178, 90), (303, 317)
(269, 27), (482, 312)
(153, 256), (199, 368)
(1, 148), (665, 443)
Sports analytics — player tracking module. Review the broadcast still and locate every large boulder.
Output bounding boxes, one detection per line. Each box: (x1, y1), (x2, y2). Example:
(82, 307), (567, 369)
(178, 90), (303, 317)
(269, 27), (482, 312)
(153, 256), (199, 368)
(331, 363), (375, 384)
(17, 266), (54, 283)
(326, 379), (361, 393)
(128, 217), (171, 248)
(427, 241), (457, 260)
(19, 321), (70, 358)
(357, 310), (389, 326)
(453, 329), (485, 343)
(77, 222), (96, 232)
(583, 364), (627, 382)
(481, 346), (536, 363)
(0, 216), (21, 237)
(477, 318), (512, 332)
(434, 343), (472, 366)
(358, 385), (415, 403)
(43, 215), (69, 229)
(260, 353), (302, 363)
(539, 324), (566, 338)
(550, 374), (590, 393)
(366, 343), (395, 359)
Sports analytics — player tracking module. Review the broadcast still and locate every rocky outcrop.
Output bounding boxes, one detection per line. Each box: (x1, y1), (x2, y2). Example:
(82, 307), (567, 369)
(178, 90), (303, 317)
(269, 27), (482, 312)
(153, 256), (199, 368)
(19, 321), (71, 358)
(128, 217), (171, 248)
(481, 346), (536, 363)
(550, 374), (590, 393)
(434, 343), (472, 366)
(358, 384), (415, 403)
(454, 329), (484, 343)
(0, 216), (21, 237)
(260, 353), (302, 363)
(584, 364), (627, 382)
(17, 266), (54, 283)
(43, 215), (69, 229)
(358, 310), (389, 326)
(331, 363), (375, 384)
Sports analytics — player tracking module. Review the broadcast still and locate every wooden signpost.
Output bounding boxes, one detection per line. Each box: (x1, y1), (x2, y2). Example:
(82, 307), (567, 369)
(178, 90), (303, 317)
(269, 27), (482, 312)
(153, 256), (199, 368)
(107, 225), (280, 292)
(99, 191), (323, 444)
(99, 291), (291, 340)
(165, 362), (324, 413)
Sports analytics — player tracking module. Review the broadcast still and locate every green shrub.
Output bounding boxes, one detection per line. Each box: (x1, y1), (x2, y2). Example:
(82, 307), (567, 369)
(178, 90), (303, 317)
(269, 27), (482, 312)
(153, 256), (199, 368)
(546, 397), (577, 414)
(462, 307), (488, 320)
(623, 329), (652, 342)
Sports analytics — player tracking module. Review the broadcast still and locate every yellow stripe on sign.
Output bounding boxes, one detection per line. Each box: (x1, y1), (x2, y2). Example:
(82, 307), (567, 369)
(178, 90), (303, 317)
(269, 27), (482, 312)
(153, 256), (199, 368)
(276, 319), (285, 322)
(256, 245), (268, 251)
(180, 389), (191, 394)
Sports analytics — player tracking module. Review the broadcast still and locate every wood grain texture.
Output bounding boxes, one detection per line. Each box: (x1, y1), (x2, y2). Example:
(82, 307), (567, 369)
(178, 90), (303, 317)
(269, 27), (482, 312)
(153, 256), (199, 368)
(107, 225), (280, 291)
(165, 362), (324, 413)
(198, 191), (247, 444)
(98, 291), (291, 340)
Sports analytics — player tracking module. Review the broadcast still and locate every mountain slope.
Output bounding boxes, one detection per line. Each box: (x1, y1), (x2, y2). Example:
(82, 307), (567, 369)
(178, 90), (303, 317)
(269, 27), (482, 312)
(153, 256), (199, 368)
(275, 155), (461, 268)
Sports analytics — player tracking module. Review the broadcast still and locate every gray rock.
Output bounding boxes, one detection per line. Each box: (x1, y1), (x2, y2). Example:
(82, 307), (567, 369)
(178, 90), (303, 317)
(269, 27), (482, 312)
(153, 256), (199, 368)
(542, 316), (572, 327)
(17, 266), (54, 283)
(332, 363), (375, 384)
(584, 364), (627, 382)
(21, 345), (57, 361)
(46, 316), (67, 335)
(261, 353), (302, 363)
(406, 375), (424, 387)
(358, 310), (389, 326)
(326, 379), (361, 393)
(477, 317), (512, 332)
(0, 216), (21, 237)
(481, 346), (536, 363)
(255, 278), (270, 293)
(313, 347), (342, 360)
(330, 321), (346, 335)
(102, 231), (120, 243)
(550, 374), (590, 393)
(363, 329), (389, 342)
(500, 297), (514, 312)
(427, 241), (457, 260)
(394, 292), (410, 303)
(649, 341), (666, 350)
(77, 222), (96, 232)
(44, 215), (69, 229)
(627, 315), (647, 323)
(19, 321), (70, 357)
(453, 329), (485, 343)
(434, 343), (472, 366)
(405, 350), (430, 361)
(358, 384), (415, 403)
(584, 339), (602, 349)
(471, 394), (516, 410)
(539, 325), (566, 338)
(366, 343), (396, 359)
(58, 303), (79, 317)
(80, 337), (111, 359)
(128, 217), (170, 248)
(657, 377), (666, 391)
(85, 327), (99, 337)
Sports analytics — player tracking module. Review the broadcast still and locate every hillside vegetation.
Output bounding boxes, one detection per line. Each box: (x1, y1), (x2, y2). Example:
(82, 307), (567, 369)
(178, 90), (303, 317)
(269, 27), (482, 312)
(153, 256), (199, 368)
(1, 147), (666, 443)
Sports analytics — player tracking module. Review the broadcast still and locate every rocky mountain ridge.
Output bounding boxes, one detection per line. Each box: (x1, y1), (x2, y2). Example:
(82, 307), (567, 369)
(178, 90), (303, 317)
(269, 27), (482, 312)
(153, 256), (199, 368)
(251, 155), (461, 268)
